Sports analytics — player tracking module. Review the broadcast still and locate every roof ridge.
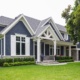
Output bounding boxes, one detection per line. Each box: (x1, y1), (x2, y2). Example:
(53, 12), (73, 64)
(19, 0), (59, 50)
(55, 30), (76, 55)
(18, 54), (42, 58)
(25, 15), (41, 22)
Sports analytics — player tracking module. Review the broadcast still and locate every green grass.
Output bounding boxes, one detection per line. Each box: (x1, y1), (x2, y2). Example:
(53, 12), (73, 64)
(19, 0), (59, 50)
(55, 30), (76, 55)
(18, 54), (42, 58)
(0, 62), (80, 80)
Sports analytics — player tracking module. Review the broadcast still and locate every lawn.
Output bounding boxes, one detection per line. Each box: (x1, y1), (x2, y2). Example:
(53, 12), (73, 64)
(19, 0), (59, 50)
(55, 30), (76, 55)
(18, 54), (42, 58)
(0, 62), (80, 80)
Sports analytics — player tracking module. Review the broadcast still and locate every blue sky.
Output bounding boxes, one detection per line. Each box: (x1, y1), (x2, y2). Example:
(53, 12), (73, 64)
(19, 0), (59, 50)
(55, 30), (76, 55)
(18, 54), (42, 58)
(0, 0), (74, 25)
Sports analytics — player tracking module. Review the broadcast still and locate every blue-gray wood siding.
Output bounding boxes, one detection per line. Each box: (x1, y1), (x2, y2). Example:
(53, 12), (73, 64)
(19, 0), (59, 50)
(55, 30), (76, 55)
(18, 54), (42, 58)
(5, 21), (33, 55)
(0, 27), (5, 31)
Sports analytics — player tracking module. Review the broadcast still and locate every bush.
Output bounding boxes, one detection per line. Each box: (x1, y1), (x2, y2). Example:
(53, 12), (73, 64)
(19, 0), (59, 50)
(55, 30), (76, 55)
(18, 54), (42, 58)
(55, 56), (74, 62)
(0, 59), (5, 66)
(3, 62), (10, 67)
(5, 58), (13, 63)
(0, 57), (35, 67)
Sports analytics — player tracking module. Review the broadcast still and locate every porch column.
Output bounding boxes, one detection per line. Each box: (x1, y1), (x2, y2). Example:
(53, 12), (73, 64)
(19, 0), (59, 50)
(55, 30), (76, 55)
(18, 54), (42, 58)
(69, 46), (71, 57)
(64, 46), (66, 56)
(54, 40), (56, 56)
(76, 50), (79, 61)
(37, 38), (41, 62)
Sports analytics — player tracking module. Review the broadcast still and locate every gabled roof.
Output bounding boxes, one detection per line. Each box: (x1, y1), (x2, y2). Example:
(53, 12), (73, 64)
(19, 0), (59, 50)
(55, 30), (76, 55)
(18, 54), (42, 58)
(0, 16), (14, 26)
(0, 14), (67, 41)
(25, 16), (41, 32)
(56, 23), (67, 32)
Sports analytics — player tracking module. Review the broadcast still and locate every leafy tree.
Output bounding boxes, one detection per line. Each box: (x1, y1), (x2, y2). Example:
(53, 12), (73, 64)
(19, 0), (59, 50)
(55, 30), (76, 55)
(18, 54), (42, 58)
(61, 0), (80, 44)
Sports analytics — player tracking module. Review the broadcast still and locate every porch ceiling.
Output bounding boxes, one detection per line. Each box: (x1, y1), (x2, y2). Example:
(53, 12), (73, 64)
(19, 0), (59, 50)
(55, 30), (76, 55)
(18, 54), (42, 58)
(57, 41), (74, 46)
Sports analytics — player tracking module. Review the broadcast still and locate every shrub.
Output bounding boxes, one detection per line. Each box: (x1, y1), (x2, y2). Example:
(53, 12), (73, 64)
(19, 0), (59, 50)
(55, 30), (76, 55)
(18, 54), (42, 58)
(55, 56), (74, 62)
(5, 58), (13, 63)
(0, 57), (35, 67)
(3, 62), (10, 67)
(0, 59), (5, 66)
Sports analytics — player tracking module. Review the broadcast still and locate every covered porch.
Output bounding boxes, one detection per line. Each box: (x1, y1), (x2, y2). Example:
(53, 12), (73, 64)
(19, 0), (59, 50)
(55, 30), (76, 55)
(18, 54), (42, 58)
(33, 38), (73, 62)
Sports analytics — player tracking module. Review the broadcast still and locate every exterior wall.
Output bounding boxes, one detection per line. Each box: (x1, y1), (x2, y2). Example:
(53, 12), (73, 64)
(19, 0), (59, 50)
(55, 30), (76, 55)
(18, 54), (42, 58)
(5, 21), (33, 56)
(0, 27), (5, 31)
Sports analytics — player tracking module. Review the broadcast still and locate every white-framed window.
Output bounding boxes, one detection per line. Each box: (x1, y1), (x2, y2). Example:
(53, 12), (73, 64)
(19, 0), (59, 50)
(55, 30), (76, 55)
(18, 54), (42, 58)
(16, 36), (26, 55)
(56, 46), (61, 55)
(49, 45), (54, 55)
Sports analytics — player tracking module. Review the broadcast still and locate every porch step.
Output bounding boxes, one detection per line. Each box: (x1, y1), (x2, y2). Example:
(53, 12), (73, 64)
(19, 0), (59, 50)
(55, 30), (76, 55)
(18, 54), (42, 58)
(42, 60), (59, 64)
(44, 56), (54, 60)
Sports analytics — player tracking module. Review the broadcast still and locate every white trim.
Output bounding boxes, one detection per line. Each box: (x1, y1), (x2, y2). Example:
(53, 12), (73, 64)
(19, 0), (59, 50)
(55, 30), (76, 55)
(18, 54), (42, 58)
(1, 39), (2, 56)
(50, 17), (65, 41)
(4, 35), (5, 56)
(64, 46), (66, 56)
(76, 50), (79, 61)
(69, 46), (71, 57)
(0, 14), (34, 35)
(15, 33), (27, 37)
(38, 25), (50, 37)
(35, 17), (51, 33)
(37, 38), (41, 62)
(54, 40), (56, 56)
(38, 25), (59, 40)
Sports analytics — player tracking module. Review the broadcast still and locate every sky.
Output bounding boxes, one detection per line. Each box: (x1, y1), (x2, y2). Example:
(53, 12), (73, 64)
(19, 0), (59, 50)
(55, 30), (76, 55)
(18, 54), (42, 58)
(0, 0), (74, 25)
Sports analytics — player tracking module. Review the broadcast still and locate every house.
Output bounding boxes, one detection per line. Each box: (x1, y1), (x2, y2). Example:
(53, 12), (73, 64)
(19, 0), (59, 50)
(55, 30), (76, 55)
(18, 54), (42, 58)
(0, 14), (79, 62)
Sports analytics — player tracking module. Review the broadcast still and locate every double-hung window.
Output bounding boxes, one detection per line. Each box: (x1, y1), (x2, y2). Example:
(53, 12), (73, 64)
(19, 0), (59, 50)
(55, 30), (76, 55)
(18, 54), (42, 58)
(16, 36), (26, 55)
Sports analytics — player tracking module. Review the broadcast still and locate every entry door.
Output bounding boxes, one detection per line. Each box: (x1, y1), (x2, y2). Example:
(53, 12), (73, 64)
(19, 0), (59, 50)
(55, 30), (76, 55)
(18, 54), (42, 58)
(45, 44), (49, 55)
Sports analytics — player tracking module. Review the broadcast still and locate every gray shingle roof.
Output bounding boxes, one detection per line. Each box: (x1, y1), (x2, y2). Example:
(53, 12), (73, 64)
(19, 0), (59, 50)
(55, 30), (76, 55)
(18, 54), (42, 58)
(0, 15), (66, 34)
(56, 23), (66, 32)
(25, 16), (41, 32)
(0, 16), (14, 26)
(35, 17), (50, 35)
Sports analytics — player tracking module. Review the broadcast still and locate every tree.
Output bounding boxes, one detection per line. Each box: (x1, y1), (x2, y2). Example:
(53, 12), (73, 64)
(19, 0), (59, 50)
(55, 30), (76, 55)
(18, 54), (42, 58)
(61, 0), (80, 44)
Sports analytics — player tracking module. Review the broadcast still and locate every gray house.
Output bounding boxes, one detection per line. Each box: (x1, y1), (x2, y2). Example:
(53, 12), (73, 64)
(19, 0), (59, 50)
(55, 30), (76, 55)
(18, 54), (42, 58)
(0, 14), (79, 62)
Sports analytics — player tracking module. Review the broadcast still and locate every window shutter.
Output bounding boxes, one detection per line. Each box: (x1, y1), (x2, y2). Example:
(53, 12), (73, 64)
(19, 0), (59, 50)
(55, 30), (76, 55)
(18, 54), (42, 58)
(26, 37), (30, 56)
(11, 35), (16, 56)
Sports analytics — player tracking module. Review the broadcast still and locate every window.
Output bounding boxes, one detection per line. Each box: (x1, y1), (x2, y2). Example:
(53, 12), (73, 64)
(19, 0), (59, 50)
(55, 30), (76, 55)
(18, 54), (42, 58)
(56, 46), (61, 55)
(16, 36), (26, 55)
(49, 45), (54, 55)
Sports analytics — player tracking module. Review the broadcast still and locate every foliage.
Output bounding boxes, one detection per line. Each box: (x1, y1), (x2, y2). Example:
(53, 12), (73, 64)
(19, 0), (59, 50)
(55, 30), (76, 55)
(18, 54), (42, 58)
(61, 0), (80, 44)
(0, 57), (35, 67)
(55, 56), (73, 62)
(0, 34), (4, 39)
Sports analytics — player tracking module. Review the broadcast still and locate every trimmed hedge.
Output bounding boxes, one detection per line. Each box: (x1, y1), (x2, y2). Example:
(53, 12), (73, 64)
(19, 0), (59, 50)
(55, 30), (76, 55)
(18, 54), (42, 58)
(0, 57), (35, 67)
(55, 56), (74, 62)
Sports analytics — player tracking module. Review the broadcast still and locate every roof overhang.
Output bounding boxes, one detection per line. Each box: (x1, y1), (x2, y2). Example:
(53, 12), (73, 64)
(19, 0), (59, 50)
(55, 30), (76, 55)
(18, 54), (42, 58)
(0, 14), (35, 35)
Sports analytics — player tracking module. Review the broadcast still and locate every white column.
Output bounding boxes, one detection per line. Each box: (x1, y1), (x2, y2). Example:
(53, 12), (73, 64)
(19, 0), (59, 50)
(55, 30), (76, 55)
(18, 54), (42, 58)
(4, 35), (5, 56)
(76, 50), (79, 61)
(54, 40), (56, 56)
(37, 38), (41, 62)
(69, 46), (71, 57)
(64, 46), (66, 56)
